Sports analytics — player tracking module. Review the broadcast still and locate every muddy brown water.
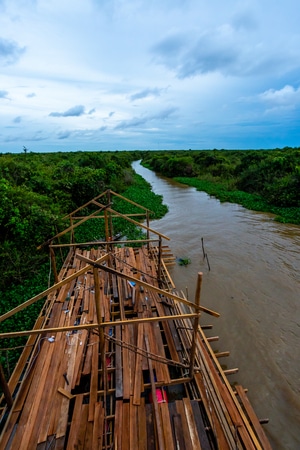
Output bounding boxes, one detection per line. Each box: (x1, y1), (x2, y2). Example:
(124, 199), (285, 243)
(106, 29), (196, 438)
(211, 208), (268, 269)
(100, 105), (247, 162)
(132, 160), (300, 450)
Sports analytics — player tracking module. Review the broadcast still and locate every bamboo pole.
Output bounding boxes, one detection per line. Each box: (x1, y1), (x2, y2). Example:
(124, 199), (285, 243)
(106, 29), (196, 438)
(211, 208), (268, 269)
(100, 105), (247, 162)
(189, 272), (202, 378)
(49, 238), (160, 248)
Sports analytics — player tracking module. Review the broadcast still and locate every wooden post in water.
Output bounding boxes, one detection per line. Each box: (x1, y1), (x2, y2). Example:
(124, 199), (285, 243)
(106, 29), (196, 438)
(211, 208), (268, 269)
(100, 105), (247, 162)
(0, 363), (13, 409)
(189, 272), (203, 378)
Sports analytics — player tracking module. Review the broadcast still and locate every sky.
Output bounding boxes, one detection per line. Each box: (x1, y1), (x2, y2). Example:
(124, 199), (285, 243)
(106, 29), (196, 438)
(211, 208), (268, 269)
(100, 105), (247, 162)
(1, 0), (300, 153)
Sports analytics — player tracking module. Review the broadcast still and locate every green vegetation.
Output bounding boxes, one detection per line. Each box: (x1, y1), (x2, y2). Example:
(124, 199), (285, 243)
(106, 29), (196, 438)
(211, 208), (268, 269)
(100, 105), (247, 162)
(141, 148), (300, 224)
(0, 150), (166, 377)
(1, 145), (299, 379)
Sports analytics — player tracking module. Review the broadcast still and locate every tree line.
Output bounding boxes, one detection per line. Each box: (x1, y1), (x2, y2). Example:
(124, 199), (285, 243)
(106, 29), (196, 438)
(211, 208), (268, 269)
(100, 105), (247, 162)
(141, 147), (300, 224)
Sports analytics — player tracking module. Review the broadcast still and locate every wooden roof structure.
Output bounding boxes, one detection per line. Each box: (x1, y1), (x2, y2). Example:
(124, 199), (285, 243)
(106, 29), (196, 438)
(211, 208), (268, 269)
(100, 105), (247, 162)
(0, 191), (272, 449)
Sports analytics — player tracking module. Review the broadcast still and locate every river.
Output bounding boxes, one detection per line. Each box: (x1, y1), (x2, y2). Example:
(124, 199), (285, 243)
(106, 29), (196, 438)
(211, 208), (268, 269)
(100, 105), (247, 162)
(132, 160), (300, 450)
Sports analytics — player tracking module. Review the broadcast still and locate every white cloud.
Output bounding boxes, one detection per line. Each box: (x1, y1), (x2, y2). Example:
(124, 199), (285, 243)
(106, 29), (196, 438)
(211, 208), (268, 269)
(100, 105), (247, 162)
(1, 0), (300, 151)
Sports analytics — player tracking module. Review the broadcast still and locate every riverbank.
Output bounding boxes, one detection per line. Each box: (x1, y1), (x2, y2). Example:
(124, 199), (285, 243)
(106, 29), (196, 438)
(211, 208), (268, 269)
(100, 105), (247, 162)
(174, 176), (300, 225)
(139, 148), (300, 226)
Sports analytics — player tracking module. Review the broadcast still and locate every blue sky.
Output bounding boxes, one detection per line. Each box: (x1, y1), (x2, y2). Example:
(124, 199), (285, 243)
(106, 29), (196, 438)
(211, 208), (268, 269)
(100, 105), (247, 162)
(1, 0), (300, 153)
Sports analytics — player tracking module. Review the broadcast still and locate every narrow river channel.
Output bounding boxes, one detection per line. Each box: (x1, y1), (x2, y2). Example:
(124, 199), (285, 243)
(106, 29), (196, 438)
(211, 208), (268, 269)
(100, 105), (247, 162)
(132, 160), (300, 450)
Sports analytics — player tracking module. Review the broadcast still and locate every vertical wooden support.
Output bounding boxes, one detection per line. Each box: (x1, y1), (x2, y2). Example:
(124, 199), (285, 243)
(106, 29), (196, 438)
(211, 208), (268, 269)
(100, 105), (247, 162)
(50, 245), (59, 284)
(93, 267), (106, 388)
(157, 236), (162, 286)
(107, 189), (113, 240)
(104, 209), (110, 254)
(146, 210), (150, 251)
(0, 363), (13, 409)
(189, 272), (203, 378)
(70, 216), (75, 244)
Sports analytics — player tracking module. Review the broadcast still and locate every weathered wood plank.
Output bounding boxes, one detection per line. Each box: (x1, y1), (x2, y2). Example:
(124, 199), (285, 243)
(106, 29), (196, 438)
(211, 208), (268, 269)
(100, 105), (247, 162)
(235, 385), (272, 450)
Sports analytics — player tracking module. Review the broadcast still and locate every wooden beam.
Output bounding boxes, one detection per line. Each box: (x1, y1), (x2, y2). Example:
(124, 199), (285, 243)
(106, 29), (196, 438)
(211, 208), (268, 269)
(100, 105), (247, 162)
(189, 272), (202, 378)
(0, 313), (198, 340)
(49, 238), (160, 248)
(215, 351), (230, 358)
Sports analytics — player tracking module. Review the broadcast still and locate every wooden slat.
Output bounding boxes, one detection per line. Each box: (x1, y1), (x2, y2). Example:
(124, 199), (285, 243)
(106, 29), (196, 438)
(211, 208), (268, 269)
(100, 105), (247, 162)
(138, 398), (147, 450)
(159, 402), (175, 450)
(235, 385), (272, 450)
(92, 402), (104, 450)
(183, 398), (202, 450)
(129, 398), (139, 450)
(89, 332), (99, 421)
(190, 400), (211, 450)
(168, 402), (187, 450)
(66, 394), (83, 450)
(175, 400), (194, 450)
(133, 323), (144, 405)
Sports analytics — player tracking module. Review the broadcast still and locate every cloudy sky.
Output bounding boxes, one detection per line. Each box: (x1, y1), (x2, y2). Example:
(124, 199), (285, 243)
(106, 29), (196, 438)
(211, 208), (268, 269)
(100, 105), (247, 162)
(1, 0), (300, 153)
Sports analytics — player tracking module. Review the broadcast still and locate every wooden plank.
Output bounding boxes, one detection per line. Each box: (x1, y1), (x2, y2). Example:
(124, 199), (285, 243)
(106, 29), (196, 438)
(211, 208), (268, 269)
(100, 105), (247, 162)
(129, 398), (139, 450)
(159, 402), (175, 450)
(115, 323), (123, 398)
(190, 400), (211, 450)
(128, 323), (136, 396)
(235, 385), (272, 450)
(114, 400), (123, 449)
(66, 394), (83, 450)
(168, 402), (186, 450)
(16, 339), (56, 449)
(89, 332), (99, 421)
(6, 316), (44, 395)
(122, 402), (130, 450)
(138, 397), (147, 450)
(75, 403), (89, 449)
(145, 403), (156, 450)
(175, 400), (194, 450)
(133, 323), (144, 405)
(83, 415), (93, 449)
(122, 325), (130, 400)
(183, 398), (202, 450)
(38, 330), (69, 442)
(92, 402), (104, 450)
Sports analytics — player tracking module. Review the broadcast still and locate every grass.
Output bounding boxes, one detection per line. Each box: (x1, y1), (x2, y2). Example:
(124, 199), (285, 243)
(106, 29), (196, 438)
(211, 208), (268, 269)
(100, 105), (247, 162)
(175, 177), (300, 225)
